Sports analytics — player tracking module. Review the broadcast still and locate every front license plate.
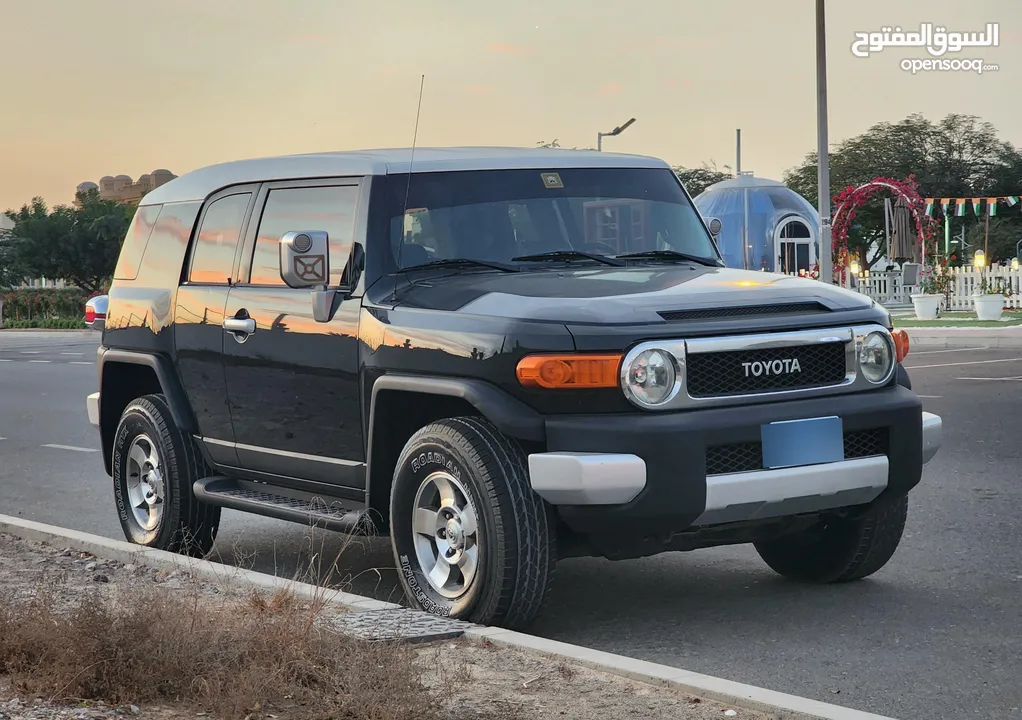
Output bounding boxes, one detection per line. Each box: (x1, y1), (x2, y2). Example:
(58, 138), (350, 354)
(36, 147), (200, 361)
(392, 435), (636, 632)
(760, 416), (844, 469)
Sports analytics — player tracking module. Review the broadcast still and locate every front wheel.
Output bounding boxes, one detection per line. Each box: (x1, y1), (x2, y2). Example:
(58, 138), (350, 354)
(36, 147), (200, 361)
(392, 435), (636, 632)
(754, 495), (908, 583)
(389, 416), (556, 629)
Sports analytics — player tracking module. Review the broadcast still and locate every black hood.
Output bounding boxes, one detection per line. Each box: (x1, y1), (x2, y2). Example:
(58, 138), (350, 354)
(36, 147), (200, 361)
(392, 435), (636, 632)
(387, 265), (878, 325)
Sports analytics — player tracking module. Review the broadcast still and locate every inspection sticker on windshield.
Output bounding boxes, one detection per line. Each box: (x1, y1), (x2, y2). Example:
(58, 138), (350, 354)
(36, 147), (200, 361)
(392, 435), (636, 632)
(541, 172), (563, 188)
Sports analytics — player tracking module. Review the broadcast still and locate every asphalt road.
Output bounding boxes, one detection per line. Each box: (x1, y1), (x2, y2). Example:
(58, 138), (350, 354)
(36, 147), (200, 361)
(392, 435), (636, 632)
(1, 332), (1019, 719)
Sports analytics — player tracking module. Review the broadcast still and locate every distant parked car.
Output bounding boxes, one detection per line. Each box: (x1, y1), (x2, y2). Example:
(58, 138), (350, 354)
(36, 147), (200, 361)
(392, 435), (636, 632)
(84, 295), (107, 331)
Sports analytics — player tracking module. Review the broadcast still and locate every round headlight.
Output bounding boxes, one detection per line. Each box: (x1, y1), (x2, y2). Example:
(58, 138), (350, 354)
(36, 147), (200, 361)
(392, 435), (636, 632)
(622, 348), (679, 407)
(859, 331), (893, 383)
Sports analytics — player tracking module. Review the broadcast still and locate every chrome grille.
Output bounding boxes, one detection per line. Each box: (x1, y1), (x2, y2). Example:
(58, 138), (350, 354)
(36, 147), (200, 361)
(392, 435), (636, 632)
(686, 342), (847, 397)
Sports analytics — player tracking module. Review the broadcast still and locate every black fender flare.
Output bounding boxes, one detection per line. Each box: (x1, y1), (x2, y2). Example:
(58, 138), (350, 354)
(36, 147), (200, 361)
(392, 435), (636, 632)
(896, 362), (912, 391)
(99, 348), (198, 435)
(367, 373), (545, 445)
(364, 374), (546, 511)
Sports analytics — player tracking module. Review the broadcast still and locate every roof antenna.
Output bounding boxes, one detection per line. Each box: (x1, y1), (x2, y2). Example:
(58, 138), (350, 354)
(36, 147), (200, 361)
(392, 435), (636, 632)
(396, 74), (425, 278)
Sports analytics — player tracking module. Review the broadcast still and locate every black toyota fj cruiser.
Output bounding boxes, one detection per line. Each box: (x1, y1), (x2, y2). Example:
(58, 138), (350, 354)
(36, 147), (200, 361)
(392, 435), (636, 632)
(86, 147), (942, 630)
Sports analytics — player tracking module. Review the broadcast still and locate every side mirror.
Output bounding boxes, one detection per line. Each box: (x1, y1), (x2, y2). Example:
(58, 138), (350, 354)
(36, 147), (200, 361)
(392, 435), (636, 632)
(279, 231), (331, 289)
(705, 216), (722, 237)
(278, 230), (338, 323)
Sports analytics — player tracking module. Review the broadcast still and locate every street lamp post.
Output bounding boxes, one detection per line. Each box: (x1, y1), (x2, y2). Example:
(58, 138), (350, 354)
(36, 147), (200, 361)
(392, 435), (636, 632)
(815, 0), (833, 285)
(597, 118), (636, 151)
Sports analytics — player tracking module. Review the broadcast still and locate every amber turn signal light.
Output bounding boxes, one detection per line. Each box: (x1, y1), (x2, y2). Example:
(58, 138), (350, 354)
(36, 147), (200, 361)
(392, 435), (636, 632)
(516, 354), (622, 389)
(892, 329), (910, 363)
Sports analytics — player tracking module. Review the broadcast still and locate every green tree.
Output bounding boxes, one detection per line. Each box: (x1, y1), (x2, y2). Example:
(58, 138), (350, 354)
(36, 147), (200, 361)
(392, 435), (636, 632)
(966, 217), (1022, 264)
(3, 188), (134, 292)
(783, 113), (1022, 267)
(673, 162), (733, 197)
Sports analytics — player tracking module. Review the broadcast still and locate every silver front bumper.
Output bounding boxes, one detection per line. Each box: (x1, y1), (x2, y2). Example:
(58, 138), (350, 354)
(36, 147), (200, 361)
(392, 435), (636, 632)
(922, 411), (942, 465)
(527, 411), (944, 511)
(87, 392), (100, 428)
(527, 452), (647, 505)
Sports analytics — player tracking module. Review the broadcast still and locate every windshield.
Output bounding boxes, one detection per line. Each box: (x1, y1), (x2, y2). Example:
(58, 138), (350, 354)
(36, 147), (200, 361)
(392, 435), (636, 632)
(382, 167), (721, 272)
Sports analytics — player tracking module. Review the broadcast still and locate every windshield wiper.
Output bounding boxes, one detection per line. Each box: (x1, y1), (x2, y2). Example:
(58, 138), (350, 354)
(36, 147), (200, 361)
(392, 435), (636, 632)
(511, 250), (624, 267)
(402, 258), (520, 273)
(615, 250), (723, 267)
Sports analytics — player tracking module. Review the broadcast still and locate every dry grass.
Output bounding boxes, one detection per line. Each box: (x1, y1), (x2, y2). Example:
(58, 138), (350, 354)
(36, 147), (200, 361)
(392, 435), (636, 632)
(0, 578), (498, 720)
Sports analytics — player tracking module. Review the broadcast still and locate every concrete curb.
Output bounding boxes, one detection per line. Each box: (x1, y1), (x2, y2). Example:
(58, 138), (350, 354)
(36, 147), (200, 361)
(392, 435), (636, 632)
(0, 515), (400, 613)
(0, 514), (899, 720)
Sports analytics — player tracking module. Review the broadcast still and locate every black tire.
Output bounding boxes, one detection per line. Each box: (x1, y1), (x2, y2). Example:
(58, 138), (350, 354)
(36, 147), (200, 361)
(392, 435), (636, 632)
(753, 495), (908, 583)
(111, 394), (221, 557)
(389, 416), (556, 629)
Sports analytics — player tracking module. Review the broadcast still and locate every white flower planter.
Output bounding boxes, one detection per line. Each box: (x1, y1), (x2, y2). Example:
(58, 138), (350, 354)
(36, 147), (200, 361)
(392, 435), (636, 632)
(910, 293), (942, 320)
(973, 293), (1005, 321)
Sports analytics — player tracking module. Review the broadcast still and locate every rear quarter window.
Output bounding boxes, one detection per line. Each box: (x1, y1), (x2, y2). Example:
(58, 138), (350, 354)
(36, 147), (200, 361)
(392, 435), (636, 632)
(112, 204), (162, 281)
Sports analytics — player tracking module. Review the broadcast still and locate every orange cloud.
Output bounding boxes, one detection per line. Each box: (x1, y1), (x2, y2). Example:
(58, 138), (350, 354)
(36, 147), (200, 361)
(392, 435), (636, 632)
(465, 84), (495, 95)
(599, 83), (621, 96)
(488, 43), (531, 55)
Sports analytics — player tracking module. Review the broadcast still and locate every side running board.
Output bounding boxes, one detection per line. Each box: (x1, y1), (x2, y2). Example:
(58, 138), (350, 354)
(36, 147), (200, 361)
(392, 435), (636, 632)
(193, 476), (374, 535)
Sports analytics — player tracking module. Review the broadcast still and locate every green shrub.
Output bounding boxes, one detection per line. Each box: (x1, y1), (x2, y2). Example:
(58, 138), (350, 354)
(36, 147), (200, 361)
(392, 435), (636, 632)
(1, 318), (86, 330)
(0, 288), (92, 321)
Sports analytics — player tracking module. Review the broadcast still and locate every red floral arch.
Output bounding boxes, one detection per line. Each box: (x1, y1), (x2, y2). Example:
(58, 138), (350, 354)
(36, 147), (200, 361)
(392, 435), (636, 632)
(829, 175), (939, 282)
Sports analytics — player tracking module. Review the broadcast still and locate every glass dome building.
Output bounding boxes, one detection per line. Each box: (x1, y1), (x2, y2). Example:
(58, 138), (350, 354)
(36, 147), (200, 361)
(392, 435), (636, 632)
(692, 174), (820, 274)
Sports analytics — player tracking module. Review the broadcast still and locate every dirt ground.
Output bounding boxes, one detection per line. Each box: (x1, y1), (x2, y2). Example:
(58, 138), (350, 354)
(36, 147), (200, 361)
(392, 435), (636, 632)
(0, 532), (776, 720)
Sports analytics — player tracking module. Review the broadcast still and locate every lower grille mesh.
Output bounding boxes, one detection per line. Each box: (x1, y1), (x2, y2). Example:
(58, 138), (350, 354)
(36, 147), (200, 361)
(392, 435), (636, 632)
(705, 428), (888, 476)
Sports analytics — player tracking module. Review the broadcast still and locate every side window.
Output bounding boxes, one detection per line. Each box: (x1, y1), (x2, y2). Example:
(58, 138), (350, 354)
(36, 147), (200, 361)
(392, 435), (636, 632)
(249, 185), (360, 287)
(187, 193), (251, 284)
(113, 204), (162, 281)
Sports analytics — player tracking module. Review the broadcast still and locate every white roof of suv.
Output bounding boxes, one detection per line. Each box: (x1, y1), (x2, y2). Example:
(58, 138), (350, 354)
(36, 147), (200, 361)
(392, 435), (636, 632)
(139, 146), (671, 206)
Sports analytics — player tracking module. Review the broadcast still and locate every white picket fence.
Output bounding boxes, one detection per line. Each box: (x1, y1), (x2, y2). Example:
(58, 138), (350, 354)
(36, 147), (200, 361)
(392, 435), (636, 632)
(852, 265), (1022, 310)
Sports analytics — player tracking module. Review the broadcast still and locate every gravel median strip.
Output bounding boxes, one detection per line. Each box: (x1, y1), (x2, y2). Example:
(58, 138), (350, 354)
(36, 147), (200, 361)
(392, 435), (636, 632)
(0, 530), (771, 720)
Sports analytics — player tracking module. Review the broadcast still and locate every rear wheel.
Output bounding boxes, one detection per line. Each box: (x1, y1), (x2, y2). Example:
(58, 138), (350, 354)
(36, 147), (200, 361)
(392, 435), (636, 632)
(111, 394), (220, 556)
(389, 416), (556, 629)
(754, 495), (908, 583)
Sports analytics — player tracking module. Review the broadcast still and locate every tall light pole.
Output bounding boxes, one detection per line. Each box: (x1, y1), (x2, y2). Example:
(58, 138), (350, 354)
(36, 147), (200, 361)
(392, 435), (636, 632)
(815, 0), (833, 284)
(597, 118), (636, 151)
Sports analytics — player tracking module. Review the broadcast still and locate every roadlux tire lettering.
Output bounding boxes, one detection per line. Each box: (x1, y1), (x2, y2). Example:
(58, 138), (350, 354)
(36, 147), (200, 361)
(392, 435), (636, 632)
(399, 554), (451, 616)
(112, 423), (133, 525)
(411, 451), (461, 479)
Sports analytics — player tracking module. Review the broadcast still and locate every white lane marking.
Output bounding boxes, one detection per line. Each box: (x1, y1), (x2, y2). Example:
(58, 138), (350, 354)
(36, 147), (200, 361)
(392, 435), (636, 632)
(60, 352), (83, 356)
(0, 437), (6, 441)
(28, 360), (51, 363)
(909, 346), (988, 355)
(904, 358), (1022, 370)
(0, 359), (10, 362)
(41, 444), (99, 453)
(955, 376), (1022, 381)
(69, 361), (93, 365)
(917, 395), (943, 398)
(19, 351), (39, 354)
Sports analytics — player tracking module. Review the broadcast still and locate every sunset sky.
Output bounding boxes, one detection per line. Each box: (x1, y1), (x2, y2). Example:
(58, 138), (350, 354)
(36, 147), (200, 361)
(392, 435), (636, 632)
(3, 0), (1019, 211)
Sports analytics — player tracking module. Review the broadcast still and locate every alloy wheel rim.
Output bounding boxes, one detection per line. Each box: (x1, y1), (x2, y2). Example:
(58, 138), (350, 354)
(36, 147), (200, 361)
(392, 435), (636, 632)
(125, 434), (165, 532)
(411, 470), (481, 600)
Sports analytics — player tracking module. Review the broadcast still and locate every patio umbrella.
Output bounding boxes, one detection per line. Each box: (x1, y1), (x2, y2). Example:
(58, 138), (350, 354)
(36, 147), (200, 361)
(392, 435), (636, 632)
(890, 195), (919, 262)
